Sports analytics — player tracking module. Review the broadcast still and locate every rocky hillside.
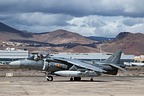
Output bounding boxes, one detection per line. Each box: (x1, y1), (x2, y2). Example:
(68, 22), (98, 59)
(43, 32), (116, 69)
(0, 22), (33, 38)
(32, 29), (95, 44)
(101, 32), (144, 55)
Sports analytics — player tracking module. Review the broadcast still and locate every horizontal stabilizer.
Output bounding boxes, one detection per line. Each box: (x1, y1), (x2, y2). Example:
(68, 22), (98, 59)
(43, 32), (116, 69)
(109, 63), (127, 72)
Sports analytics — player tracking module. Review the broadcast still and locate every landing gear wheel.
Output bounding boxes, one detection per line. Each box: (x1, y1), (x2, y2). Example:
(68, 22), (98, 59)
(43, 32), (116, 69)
(74, 77), (81, 81)
(70, 77), (73, 81)
(47, 76), (53, 81)
(90, 78), (93, 81)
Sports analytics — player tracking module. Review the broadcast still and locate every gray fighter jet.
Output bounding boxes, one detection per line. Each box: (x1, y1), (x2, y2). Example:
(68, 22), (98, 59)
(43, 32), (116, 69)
(10, 50), (125, 81)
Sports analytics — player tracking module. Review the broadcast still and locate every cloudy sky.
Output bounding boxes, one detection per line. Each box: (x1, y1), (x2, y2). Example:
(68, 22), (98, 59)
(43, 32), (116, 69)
(0, 0), (144, 37)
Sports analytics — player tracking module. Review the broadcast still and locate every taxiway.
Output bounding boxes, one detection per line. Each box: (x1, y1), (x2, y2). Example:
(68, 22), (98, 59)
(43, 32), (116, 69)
(0, 76), (144, 96)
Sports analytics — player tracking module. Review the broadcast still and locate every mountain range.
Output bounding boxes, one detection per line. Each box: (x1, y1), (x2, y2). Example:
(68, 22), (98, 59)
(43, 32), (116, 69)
(0, 22), (144, 55)
(0, 22), (94, 44)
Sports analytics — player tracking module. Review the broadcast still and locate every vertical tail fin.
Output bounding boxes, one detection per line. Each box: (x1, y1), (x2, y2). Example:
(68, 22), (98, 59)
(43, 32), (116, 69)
(102, 50), (122, 64)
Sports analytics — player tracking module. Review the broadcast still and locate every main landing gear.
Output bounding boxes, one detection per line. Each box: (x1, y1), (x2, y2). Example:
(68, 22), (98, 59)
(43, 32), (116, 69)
(70, 77), (94, 81)
(90, 78), (94, 81)
(70, 77), (81, 81)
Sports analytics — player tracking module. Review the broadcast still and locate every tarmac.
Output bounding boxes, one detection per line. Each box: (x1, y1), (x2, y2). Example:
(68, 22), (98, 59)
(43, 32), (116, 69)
(0, 76), (144, 96)
(1, 66), (144, 96)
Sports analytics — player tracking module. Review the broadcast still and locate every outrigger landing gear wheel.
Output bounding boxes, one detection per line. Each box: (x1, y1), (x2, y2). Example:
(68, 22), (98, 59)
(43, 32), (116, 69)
(90, 78), (93, 81)
(47, 76), (53, 81)
(70, 77), (73, 81)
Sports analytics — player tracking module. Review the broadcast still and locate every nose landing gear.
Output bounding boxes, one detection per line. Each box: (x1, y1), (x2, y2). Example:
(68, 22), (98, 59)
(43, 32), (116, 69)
(46, 76), (53, 81)
(44, 72), (53, 81)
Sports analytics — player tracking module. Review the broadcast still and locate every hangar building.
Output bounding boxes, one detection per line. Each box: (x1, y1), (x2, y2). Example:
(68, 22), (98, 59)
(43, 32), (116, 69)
(0, 48), (29, 64)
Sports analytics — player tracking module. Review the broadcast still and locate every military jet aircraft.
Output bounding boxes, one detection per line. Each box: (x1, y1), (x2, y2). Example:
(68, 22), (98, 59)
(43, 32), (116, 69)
(10, 50), (125, 81)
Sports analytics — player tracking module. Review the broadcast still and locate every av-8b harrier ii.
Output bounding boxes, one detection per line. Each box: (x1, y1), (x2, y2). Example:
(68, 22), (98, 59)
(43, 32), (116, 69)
(10, 50), (125, 81)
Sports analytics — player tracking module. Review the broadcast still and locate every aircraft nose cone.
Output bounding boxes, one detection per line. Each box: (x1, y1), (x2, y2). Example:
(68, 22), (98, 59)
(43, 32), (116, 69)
(9, 61), (21, 66)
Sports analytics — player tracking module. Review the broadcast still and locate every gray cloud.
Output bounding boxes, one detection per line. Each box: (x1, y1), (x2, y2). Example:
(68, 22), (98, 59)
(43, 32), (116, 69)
(0, 0), (144, 37)
(122, 18), (144, 26)
(0, 13), (72, 32)
(16, 13), (72, 26)
(0, 0), (144, 17)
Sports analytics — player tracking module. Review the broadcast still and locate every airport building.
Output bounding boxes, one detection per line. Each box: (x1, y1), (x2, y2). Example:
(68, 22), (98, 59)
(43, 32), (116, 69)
(0, 48), (134, 64)
(0, 48), (29, 64)
(134, 55), (144, 62)
(51, 53), (134, 64)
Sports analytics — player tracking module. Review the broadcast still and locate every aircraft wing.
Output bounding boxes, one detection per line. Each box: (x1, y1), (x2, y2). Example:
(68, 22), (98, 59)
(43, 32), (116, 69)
(54, 58), (106, 73)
